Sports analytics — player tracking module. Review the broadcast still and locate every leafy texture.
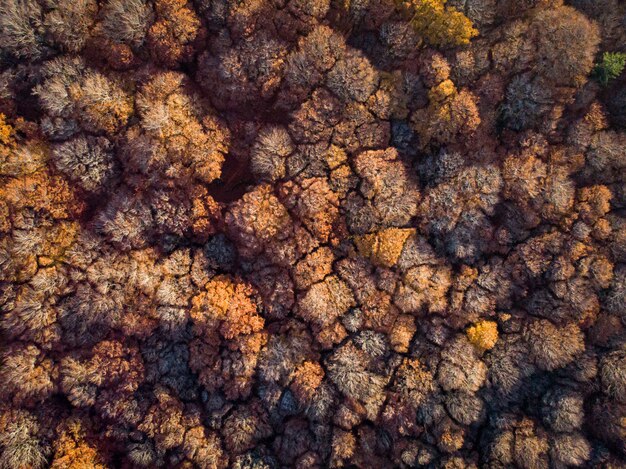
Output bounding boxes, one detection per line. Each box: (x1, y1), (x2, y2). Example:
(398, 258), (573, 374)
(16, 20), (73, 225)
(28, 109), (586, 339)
(0, 0), (625, 468)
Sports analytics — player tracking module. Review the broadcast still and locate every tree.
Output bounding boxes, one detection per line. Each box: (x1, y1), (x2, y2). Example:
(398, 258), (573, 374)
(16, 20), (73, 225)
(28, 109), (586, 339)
(293, 247), (334, 290)
(0, 408), (48, 469)
(94, 188), (154, 250)
(225, 184), (293, 259)
(483, 417), (550, 469)
(412, 79), (480, 148)
(197, 32), (288, 111)
(182, 426), (227, 468)
(387, 357), (435, 417)
(0, 343), (56, 407)
(436, 335), (487, 393)
(589, 397), (626, 455)
(290, 361), (324, 402)
(354, 228), (415, 268)
(147, 0), (204, 67)
(394, 0), (478, 48)
(444, 391), (485, 426)
(222, 403), (272, 454)
(64, 341), (146, 428)
(126, 71), (228, 186)
(466, 320), (498, 353)
(344, 147), (420, 234)
(288, 88), (342, 145)
(98, 0), (154, 49)
(327, 49), (380, 103)
(50, 418), (108, 469)
(593, 52), (626, 86)
(418, 164), (501, 262)
(278, 177), (340, 243)
(525, 320), (585, 371)
(44, 0), (98, 53)
(251, 127), (293, 183)
(600, 350), (626, 403)
(330, 429), (356, 467)
(550, 433), (591, 468)
(189, 275), (266, 400)
(138, 386), (185, 451)
(540, 387), (584, 432)
(0, 0), (48, 60)
(325, 341), (387, 417)
(51, 136), (118, 193)
(500, 74), (554, 132)
(34, 57), (133, 137)
(70, 71), (133, 135)
(531, 5), (600, 87)
(298, 275), (355, 328)
(282, 25), (346, 105)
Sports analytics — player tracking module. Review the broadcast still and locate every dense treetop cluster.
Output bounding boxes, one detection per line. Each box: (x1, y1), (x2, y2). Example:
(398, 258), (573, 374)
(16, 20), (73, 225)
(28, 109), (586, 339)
(0, 0), (625, 467)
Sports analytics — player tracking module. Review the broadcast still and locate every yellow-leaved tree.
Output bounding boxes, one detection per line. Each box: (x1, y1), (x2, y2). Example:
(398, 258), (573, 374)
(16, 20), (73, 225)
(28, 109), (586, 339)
(395, 0), (478, 48)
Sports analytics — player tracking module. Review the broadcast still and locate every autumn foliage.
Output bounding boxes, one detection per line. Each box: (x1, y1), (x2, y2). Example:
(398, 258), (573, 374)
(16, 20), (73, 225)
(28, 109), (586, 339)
(0, 0), (625, 468)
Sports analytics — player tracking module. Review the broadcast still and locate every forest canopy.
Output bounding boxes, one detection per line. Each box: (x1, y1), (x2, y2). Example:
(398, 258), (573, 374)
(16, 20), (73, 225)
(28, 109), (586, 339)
(0, 0), (626, 468)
